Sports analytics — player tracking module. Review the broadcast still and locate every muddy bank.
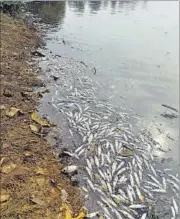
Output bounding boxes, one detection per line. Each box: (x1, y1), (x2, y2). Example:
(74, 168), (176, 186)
(0, 13), (84, 219)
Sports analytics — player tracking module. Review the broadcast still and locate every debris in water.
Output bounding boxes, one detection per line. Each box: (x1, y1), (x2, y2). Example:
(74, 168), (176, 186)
(31, 50), (45, 57)
(160, 112), (178, 119)
(162, 104), (178, 112)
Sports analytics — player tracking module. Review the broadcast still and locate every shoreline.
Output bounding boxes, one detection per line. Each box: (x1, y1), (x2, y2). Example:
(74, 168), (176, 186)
(0, 13), (85, 219)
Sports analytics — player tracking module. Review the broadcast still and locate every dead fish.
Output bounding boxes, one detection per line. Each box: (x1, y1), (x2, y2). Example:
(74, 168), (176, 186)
(171, 206), (176, 218)
(168, 174), (179, 183)
(94, 156), (100, 168)
(151, 188), (166, 193)
(129, 204), (147, 209)
(112, 161), (117, 176)
(61, 165), (78, 174)
(134, 172), (140, 186)
(119, 210), (135, 219)
(86, 211), (99, 218)
(87, 179), (95, 191)
(167, 179), (180, 191)
(85, 166), (92, 180)
(172, 197), (178, 214)
(141, 213), (147, 219)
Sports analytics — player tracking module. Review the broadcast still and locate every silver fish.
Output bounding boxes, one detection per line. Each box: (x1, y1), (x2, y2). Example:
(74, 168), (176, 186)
(119, 210), (135, 219)
(172, 197), (178, 214)
(141, 213), (147, 219)
(87, 179), (95, 191)
(171, 206), (176, 218)
(129, 204), (147, 209)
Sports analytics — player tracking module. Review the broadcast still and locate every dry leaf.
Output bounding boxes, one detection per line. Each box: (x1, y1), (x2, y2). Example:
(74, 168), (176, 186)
(36, 166), (46, 175)
(31, 112), (50, 127)
(0, 157), (5, 166)
(29, 124), (39, 133)
(62, 203), (87, 219)
(1, 163), (16, 174)
(0, 194), (10, 203)
(23, 204), (32, 210)
(30, 196), (45, 206)
(6, 107), (23, 117)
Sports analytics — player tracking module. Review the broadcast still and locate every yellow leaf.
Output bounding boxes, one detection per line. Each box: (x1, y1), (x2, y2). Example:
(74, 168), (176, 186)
(62, 203), (87, 219)
(1, 163), (16, 174)
(6, 107), (21, 117)
(31, 112), (50, 127)
(29, 124), (39, 133)
(23, 204), (32, 210)
(35, 166), (46, 175)
(0, 157), (5, 166)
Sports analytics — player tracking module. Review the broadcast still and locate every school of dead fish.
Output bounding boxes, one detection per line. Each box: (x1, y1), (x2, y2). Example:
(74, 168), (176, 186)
(41, 55), (179, 219)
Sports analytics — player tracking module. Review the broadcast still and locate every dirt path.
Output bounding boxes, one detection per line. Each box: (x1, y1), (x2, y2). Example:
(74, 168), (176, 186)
(0, 13), (85, 219)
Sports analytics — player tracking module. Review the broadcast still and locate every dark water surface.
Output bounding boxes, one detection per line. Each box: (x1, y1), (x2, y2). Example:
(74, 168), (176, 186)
(26, 1), (179, 218)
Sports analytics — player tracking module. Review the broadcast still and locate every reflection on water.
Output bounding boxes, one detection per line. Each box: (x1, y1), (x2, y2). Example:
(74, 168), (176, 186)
(68, 1), (85, 15)
(26, 1), (66, 25)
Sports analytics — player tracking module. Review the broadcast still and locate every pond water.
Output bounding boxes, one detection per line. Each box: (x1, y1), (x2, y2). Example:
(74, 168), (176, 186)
(26, 1), (179, 218)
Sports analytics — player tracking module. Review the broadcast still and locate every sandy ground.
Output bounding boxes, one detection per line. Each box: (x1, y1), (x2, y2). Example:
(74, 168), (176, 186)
(0, 13), (84, 219)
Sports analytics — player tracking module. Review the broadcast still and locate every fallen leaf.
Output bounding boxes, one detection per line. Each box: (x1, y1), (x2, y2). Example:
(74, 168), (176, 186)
(31, 112), (50, 127)
(0, 157), (5, 166)
(35, 166), (46, 175)
(23, 204), (32, 210)
(6, 107), (23, 117)
(0, 194), (10, 203)
(29, 124), (39, 133)
(62, 203), (87, 219)
(30, 196), (45, 206)
(1, 163), (16, 174)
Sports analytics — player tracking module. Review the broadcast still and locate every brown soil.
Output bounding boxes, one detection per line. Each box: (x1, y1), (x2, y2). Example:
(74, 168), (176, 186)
(0, 13), (83, 219)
